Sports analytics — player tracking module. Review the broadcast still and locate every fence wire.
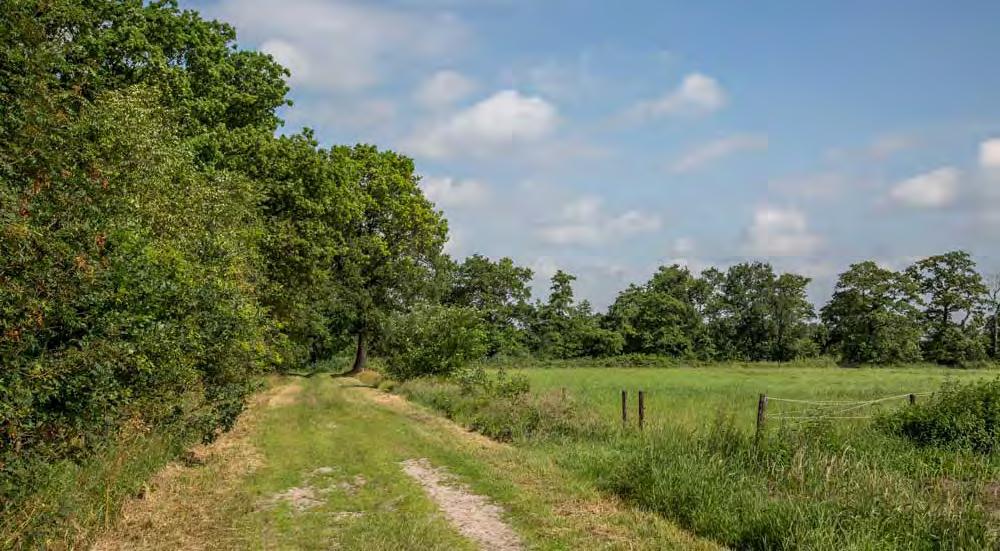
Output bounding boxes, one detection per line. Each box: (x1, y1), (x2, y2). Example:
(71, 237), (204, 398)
(767, 392), (932, 423)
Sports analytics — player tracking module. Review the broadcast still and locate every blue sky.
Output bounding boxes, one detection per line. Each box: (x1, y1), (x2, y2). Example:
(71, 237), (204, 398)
(187, 0), (1000, 307)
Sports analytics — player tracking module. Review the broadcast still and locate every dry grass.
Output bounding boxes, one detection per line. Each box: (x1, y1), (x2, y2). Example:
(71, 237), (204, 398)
(91, 381), (298, 550)
(361, 387), (502, 451)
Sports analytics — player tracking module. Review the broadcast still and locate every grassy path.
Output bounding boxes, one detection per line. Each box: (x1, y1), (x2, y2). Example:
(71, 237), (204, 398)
(93, 376), (717, 550)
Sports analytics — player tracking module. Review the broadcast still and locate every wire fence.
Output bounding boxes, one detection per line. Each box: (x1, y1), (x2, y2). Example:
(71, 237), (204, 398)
(766, 392), (932, 424)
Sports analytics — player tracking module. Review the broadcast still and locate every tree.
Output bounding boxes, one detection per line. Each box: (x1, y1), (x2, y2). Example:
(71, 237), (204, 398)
(770, 273), (817, 361)
(907, 251), (988, 364)
(821, 262), (923, 364)
(444, 254), (534, 356)
(529, 271), (623, 358)
(243, 131), (359, 366)
(701, 263), (814, 361)
(987, 274), (1000, 360)
(606, 265), (710, 358)
(335, 145), (448, 375)
(716, 262), (778, 361)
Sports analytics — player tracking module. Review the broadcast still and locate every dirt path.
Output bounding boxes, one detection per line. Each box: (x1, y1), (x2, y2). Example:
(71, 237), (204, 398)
(401, 458), (524, 551)
(90, 377), (717, 550)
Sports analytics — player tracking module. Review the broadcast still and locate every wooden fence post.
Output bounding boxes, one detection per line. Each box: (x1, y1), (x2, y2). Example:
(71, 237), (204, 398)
(621, 390), (628, 427)
(755, 393), (768, 444)
(909, 393), (916, 405)
(638, 390), (645, 430)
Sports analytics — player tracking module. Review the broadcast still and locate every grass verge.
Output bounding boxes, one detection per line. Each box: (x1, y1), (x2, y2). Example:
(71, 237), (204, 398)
(398, 366), (1000, 549)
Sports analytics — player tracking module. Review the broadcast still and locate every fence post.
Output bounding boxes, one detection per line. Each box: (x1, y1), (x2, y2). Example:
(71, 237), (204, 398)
(909, 393), (916, 405)
(755, 393), (768, 444)
(621, 390), (628, 427)
(638, 390), (645, 430)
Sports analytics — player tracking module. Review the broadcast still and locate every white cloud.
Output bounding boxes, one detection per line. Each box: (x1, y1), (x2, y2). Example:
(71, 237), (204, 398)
(888, 167), (961, 208)
(671, 134), (768, 173)
(406, 90), (559, 159)
(531, 256), (560, 282)
(538, 196), (662, 246)
(670, 237), (696, 255)
(743, 206), (822, 257)
(210, 0), (468, 92)
(420, 176), (490, 208)
(606, 210), (662, 234)
(414, 70), (477, 109)
(827, 134), (917, 163)
(628, 73), (727, 121)
(980, 138), (1000, 169)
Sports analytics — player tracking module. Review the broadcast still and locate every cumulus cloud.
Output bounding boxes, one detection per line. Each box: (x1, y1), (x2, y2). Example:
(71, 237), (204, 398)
(405, 90), (559, 159)
(414, 70), (477, 109)
(627, 73), (727, 121)
(743, 206), (822, 257)
(538, 196), (662, 246)
(420, 176), (490, 208)
(888, 167), (961, 208)
(210, 0), (468, 92)
(671, 134), (768, 173)
(980, 138), (1000, 169)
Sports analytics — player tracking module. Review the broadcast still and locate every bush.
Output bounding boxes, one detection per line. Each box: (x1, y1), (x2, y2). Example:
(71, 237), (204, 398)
(878, 378), (1000, 452)
(379, 305), (488, 380)
(355, 370), (384, 387)
(397, 369), (601, 442)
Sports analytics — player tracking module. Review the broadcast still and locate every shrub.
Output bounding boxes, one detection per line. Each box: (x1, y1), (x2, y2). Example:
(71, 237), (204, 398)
(355, 370), (384, 387)
(379, 305), (487, 380)
(878, 378), (1000, 452)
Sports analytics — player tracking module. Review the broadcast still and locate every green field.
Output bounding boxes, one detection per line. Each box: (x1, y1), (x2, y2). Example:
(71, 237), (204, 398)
(515, 366), (996, 431)
(400, 364), (1000, 549)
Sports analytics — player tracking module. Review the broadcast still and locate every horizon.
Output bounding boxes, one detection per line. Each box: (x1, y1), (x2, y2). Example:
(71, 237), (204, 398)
(185, 0), (999, 308)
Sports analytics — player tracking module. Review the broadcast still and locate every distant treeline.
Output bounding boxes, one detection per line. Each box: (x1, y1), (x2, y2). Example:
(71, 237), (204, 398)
(447, 252), (999, 367)
(2, 0), (998, 526)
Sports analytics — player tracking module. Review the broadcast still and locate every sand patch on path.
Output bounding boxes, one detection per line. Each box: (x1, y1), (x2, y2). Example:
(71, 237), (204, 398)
(401, 458), (524, 551)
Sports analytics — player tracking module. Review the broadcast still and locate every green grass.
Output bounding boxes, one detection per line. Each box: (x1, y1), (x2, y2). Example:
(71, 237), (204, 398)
(91, 377), (715, 550)
(399, 363), (1000, 549)
(515, 365), (995, 431)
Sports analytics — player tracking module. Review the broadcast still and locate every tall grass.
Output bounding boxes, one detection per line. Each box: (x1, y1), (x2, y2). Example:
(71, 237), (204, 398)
(398, 366), (1000, 549)
(0, 424), (192, 549)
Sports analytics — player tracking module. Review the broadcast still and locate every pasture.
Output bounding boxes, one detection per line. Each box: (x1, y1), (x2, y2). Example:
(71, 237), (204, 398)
(515, 365), (996, 431)
(400, 363), (1000, 549)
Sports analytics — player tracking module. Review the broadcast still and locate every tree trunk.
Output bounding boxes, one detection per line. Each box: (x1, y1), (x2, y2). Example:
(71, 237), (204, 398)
(993, 308), (999, 359)
(345, 329), (367, 376)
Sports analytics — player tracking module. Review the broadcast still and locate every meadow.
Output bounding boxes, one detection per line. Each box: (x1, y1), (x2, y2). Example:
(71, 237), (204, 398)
(515, 365), (995, 431)
(399, 363), (1000, 549)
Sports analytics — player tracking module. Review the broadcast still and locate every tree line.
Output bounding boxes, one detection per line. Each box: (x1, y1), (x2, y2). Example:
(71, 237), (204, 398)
(1, 0), (998, 512)
(439, 252), (999, 368)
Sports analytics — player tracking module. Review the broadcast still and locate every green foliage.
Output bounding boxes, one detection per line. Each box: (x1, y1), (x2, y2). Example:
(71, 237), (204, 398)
(398, 370), (599, 442)
(879, 378), (1000, 452)
(822, 261), (924, 364)
(379, 305), (487, 380)
(246, 131), (360, 366)
(0, 88), (269, 534)
(444, 254), (534, 356)
(333, 145), (449, 372)
(908, 251), (989, 365)
(606, 265), (711, 358)
(702, 263), (816, 362)
(528, 271), (624, 359)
